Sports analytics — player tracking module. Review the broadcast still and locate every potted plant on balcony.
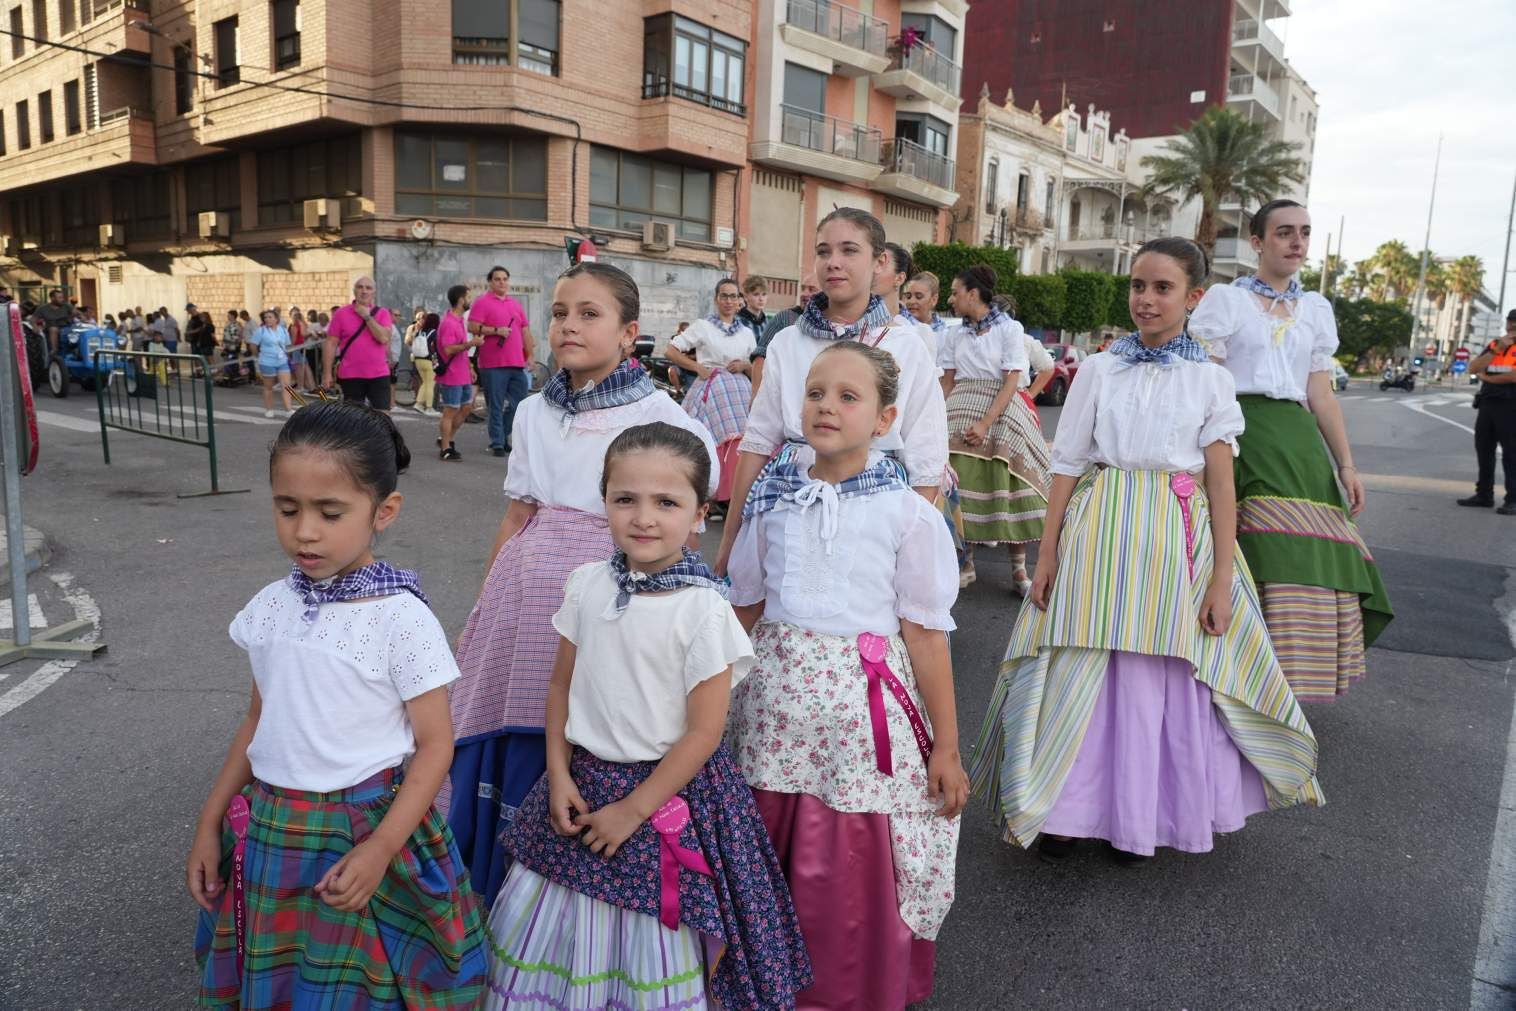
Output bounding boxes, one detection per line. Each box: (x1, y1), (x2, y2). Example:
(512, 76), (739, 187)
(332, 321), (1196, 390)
(889, 25), (924, 62)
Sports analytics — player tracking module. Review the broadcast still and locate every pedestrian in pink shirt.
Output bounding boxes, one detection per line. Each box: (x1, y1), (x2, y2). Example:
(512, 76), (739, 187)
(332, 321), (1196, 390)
(322, 276), (396, 411)
(467, 265), (536, 457)
(438, 284), (484, 462)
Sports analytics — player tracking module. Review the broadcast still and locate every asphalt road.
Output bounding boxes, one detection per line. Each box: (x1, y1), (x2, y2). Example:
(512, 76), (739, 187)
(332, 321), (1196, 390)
(0, 378), (1511, 1010)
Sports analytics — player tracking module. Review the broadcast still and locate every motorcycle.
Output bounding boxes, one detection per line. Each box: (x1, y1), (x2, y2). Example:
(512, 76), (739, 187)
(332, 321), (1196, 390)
(1380, 368), (1415, 393)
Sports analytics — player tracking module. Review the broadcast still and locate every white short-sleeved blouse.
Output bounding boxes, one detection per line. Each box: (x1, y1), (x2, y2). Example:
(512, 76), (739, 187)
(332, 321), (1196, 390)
(728, 458), (959, 636)
(231, 581), (460, 792)
(503, 392), (719, 513)
(671, 318), (757, 370)
(1188, 283), (1338, 404)
(1023, 335), (1054, 389)
(1048, 351), (1245, 477)
(738, 323), (949, 487)
(938, 315), (1030, 382)
(552, 561), (753, 764)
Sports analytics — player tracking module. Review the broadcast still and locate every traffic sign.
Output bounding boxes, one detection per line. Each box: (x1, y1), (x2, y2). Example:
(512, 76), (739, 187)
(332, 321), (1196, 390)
(1424, 345), (1436, 356)
(1455, 347), (1472, 361)
(1452, 360), (1468, 375)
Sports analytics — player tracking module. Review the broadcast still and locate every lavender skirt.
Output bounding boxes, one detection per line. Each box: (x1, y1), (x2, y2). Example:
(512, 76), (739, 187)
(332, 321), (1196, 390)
(1041, 650), (1270, 855)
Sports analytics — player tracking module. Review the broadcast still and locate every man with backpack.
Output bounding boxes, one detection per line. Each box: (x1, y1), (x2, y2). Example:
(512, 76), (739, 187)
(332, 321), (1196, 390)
(467, 265), (535, 457)
(436, 284), (484, 461)
(321, 276), (395, 410)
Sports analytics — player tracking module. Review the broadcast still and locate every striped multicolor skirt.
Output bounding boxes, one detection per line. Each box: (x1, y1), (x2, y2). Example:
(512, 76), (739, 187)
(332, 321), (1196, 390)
(969, 467), (1324, 850)
(195, 769), (486, 1009)
(946, 378), (1049, 545)
(1235, 396), (1393, 700)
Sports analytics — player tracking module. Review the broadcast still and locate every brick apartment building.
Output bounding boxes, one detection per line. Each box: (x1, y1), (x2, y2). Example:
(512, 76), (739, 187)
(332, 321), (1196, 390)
(0, 0), (965, 342)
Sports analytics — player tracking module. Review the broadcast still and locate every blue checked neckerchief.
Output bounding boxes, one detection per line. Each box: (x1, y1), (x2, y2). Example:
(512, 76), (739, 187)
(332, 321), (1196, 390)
(742, 453), (908, 553)
(608, 548), (727, 615)
(797, 294), (894, 343)
(1234, 274), (1301, 302)
(968, 305), (1009, 336)
(929, 314), (947, 334)
(706, 314), (747, 338)
(1108, 332), (1210, 370)
(541, 360), (656, 416)
(287, 562), (428, 627)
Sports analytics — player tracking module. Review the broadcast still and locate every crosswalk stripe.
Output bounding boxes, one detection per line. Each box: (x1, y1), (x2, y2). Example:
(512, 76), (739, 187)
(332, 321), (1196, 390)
(34, 410), (101, 433)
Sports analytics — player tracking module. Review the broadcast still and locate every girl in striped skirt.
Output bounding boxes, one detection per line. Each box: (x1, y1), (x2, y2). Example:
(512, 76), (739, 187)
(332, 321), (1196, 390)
(664, 277), (758, 517)
(188, 401), (486, 1008)
(446, 263), (719, 906)
(940, 265), (1051, 595)
(971, 238), (1324, 866)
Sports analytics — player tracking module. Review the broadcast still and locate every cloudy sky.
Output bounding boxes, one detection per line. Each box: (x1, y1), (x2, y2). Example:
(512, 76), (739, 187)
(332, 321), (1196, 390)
(1284, 0), (1516, 309)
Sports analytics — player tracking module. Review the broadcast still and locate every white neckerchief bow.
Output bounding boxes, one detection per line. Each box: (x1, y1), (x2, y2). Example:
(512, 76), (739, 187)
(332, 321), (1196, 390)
(791, 478), (842, 554)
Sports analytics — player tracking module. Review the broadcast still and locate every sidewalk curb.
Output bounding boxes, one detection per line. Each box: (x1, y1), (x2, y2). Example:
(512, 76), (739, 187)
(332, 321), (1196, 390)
(0, 524), (51, 586)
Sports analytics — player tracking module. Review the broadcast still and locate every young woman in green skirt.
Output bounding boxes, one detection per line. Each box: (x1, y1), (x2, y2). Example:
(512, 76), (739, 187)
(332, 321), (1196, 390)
(1189, 199), (1393, 701)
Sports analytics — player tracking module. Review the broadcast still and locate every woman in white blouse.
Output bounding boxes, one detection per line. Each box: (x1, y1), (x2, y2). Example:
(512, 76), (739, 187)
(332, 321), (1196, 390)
(664, 278), (757, 515)
(939, 267), (1050, 595)
(1189, 199), (1392, 702)
(971, 237), (1322, 866)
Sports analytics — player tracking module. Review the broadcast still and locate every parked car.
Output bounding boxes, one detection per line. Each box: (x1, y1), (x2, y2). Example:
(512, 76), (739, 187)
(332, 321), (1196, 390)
(1332, 363), (1350, 391)
(1036, 343), (1085, 406)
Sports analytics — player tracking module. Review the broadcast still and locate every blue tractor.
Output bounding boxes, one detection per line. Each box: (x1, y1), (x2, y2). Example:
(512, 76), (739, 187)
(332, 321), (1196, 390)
(46, 322), (141, 398)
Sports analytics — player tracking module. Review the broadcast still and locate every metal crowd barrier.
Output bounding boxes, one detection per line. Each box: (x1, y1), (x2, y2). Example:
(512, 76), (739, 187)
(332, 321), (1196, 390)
(92, 349), (250, 498)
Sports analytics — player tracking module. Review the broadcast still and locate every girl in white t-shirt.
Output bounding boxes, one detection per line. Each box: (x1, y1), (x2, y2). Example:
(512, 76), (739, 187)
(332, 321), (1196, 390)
(727, 341), (966, 1009)
(485, 422), (810, 1011)
(186, 401), (486, 1007)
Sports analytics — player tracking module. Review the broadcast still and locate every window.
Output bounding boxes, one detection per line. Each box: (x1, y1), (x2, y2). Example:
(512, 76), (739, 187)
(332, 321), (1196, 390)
(1044, 177), (1055, 221)
(79, 0), (89, 24)
(900, 12), (956, 58)
(63, 78), (79, 135)
(36, 90), (51, 142)
(782, 62), (825, 115)
(187, 156), (242, 230)
(394, 131), (547, 221)
(10, 8), (22, 59)
(110, 173), (173, 239)
(984, 159), (997, 213)
(173, 45), (193, 114)
(30, 0), (43, 46)
(83, 63), (97, 128)
(895, 112), (949, 156)
(590, 146), (712, 242)
(15, 100), (28, 149)
(642, 14), (745, 115)
(273, 0), (300, 70)
(0, 110), (6, 156)
(214, 17), (239, 87)
(61, 184), (97, 245)
(56, 0), (72, 35)
(258, 135), (363, 224)
(1015, 171), (1030, 210)
(451, 0), (559, 75)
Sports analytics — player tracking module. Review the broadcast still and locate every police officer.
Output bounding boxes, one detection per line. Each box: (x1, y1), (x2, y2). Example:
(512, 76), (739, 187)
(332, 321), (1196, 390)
(1460, 308), (1516, 514)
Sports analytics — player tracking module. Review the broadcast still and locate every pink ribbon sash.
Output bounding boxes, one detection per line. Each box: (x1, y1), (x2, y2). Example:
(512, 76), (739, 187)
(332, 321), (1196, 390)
(650, 796), (713, 931)
(857, 632), (934, 777)
(1170, 472), (1197, 582)
(227, 794), (251, 977)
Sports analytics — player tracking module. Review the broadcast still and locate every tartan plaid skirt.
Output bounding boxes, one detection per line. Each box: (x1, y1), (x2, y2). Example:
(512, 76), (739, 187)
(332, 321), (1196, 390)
(195, 768), (487, 1009)
(684, 369), (752, 446)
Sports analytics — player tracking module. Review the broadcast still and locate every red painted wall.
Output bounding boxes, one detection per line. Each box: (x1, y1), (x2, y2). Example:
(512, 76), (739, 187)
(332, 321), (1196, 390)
(962, 0), (1233, 139)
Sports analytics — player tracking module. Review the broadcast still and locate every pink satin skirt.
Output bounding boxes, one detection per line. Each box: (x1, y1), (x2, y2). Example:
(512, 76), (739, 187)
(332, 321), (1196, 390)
(715, 438), (741, 503)
(751, 789), (935, 1011)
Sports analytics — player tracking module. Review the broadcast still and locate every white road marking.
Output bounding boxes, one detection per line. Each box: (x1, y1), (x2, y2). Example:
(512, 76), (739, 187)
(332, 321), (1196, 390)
(1472, 607), (1516, 1006)
(1399, 399), (1476, 435)
(0, 572), (101, 715)
(0, 594), (46, 630)
(33, 410), (101, 433)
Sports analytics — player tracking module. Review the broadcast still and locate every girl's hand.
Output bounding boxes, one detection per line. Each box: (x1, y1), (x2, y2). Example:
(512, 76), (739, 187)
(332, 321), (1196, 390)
(1339, 466), (1365, 517)
(1029, 551), (1058, 610)
(575, 799), (644, 858)
(963, 419), (989, 446)
(696, 364), (713, 380)
(549, 774), (589, 837)
(314, 839), (391, 912)
(926, 748), (969, 819)
(1200, 578), (1233, 637)
(726, 359), (748, 374)
(185, 827), (224, 913)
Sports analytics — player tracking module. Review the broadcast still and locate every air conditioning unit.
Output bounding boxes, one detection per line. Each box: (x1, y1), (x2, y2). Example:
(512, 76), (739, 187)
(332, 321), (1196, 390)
(99, 223), (125, 247)
(303, 198), (336, 230)
(0, 235), (12, 256)
(641, 220), (675, 252)
(197, 211), (230, 239)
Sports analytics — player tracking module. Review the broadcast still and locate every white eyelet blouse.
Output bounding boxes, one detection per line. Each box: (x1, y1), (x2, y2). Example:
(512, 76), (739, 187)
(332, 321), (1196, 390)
(1188, 284), (1339, 404)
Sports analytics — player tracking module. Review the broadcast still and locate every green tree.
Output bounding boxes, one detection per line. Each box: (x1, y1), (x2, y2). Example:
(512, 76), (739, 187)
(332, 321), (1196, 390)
(1058, 269), (1113, 334)
(1137, 105), (1306, 258)
(1446, 255), (1487, 342)
(1107, 275), (1134, 331)
(1332, 297), (1414, 368)
(1009, 274), (1067, 330)
(910, 242), (1018, 311)
(1368, 240), (1419, 301)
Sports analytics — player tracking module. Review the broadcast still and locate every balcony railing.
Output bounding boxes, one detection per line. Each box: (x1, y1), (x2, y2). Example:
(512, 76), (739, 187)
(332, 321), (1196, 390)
(1227, 72), (1281, 116)
(642, 75), (746, 117)
(785, 0), (889, 58)
(881, 137), (954, 190)
(1232, 18), (1286, 62)
(780, 104), (882, 163)
(887, 39), (960, 96)
(96, 105), (152, 126)
(1064, 222), (1164, 244)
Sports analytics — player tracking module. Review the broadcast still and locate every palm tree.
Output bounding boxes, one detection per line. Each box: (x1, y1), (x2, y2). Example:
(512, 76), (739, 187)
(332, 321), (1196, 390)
(1137, 106), (1306, 258)
(1422, 259), (1449, 310)
(1446, 255), (1486, 341)
(1368, 240), (1419, 301)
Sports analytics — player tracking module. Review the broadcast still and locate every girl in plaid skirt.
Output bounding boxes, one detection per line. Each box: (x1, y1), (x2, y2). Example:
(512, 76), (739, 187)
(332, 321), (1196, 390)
(187, 401), (487, 1009)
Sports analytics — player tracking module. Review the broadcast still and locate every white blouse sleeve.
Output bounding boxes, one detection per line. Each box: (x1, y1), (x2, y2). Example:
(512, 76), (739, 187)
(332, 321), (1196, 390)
(501, 400), (537, 501)
(550, 563), (594, 645)
(682, 600), (756, 691)
(670, 321), (703, 355)
(1196, 365), (1245, 456)
(1049, 354), (1105, 477)
(726, 515), (768, 606)
(229, 595), (259, 650)
(385, 597), (462, 700)
(1188, 285), (1240, 362)
(1304, 293), (1340, 374)
(894, 495), (959, 631)
(936, 327), (957, 372)
(1000, 321), (1030, 374)
(738, 333), (786, 457)
(895, 335), (950, 486)
(1025, 335), (1054, 373)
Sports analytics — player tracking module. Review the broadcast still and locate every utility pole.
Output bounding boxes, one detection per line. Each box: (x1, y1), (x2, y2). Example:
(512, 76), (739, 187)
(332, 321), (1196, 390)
(1410, 135), (1443, 351)
(1499, 169), (1515, 316)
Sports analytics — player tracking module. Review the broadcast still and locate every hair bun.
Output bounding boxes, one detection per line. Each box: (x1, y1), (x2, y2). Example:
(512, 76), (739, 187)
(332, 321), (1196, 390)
(391, 424), (411, 474)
